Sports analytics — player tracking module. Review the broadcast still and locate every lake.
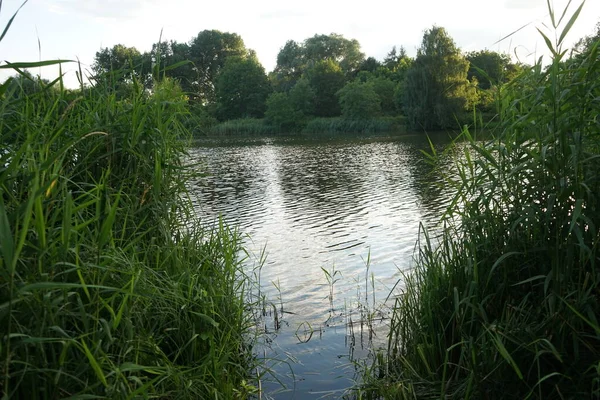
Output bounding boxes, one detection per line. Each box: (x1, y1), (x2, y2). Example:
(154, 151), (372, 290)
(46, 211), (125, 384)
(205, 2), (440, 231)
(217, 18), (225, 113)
(189, 133), (454, 399)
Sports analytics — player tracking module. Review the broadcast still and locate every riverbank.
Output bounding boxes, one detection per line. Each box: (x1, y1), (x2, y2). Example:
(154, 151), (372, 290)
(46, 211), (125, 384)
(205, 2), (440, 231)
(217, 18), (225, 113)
(206, 116), (408, 136)
(0, 72), (259, 398)
(355, 9), (600, 399)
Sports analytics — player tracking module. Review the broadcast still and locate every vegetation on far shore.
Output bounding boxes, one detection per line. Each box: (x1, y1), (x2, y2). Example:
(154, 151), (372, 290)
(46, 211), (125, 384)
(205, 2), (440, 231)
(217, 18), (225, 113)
(86, 21), (523, 136)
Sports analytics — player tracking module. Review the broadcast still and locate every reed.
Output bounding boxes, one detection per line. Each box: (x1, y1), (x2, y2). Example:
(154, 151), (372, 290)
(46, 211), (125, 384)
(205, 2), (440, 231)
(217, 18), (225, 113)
(356, 2), (600, 399)
(210, 118), (278, 136)
(303, 117), (406, 135)
(0, 17), (258, 398)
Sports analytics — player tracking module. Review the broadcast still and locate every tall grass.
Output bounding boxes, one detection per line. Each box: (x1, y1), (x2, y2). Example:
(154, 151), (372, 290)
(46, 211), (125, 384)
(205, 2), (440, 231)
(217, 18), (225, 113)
(210, 118), (278, 136)
(303, 116), (406, 135)
(0, 49), (258, 400)
(357, 2), (600, 399)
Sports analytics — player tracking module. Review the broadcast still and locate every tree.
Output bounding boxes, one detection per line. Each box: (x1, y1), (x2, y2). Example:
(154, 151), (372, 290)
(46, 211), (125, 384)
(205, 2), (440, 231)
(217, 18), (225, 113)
(214, 55), (271, 120)
(92, 44), (148, 86)
(272, 33), (365, 91)
(305, 59), (346, 117)
(466, 50), (514, 90)
(358, 57), (381, 74)
(403, 26), (476, 130)
(265, 92), (304, 131)
(188, 30), (247, 103)
(304, 34), (364, 75)
(271, 40), (305, 92)
(337, 80), (381, 119)
(383, 45), (413, 82)
(370, 76), (397, 115)
(288, 78), (316, 116)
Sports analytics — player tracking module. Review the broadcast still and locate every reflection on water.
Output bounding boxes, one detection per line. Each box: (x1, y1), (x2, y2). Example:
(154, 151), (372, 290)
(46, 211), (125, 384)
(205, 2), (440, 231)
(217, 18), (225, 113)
(189, 134), (453, 398)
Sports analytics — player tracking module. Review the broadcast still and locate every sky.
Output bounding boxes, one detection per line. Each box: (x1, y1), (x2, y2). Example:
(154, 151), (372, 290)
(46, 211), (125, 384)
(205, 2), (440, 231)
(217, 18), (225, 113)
(0, 0), (598, 88)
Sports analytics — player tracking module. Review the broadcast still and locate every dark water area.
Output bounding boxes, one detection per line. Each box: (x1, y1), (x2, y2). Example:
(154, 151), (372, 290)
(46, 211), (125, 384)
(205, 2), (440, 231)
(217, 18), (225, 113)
(188, 133), (455, 398)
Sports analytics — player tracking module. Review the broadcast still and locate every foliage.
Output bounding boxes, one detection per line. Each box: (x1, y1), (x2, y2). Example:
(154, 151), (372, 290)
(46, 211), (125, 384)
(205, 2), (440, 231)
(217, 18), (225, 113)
(210, 118), (278, 136)
(271, 33), (365, 91)
(358, 57), (381, 73)
(369, 76), (397, 115)
(271, 40), (305, 92)
(465, 50), (515, 90)
(188, 30), (247, 103)
(403, 26), (477, 130)
(92, 44), (151, 94)
(303, 33), (364, 75)
(214, 55), (272, 120)
(289, 77), (316, 116)
(265, 92), (304, 131)
(382, 45), (413, 82)
(358, 3), (600, 398)
(305, 59), (346, 117)
(302, 116), (405, 134)
(337, 80), (381, 119)
(0, 66), (258, 399)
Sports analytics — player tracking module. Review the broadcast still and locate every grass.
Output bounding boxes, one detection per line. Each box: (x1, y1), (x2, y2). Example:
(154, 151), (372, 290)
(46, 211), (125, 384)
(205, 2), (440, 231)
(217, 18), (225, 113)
(208, 116), (407, 137)
(302, 116), (406, 135)
(355, 2), (600, 399)
(0, 44), (259, 400)
(210, 118), (278, 136)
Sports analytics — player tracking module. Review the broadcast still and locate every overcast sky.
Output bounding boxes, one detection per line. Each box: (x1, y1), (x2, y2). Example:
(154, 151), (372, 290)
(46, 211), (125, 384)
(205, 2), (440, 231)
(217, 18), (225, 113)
(0, 0), (598, 87)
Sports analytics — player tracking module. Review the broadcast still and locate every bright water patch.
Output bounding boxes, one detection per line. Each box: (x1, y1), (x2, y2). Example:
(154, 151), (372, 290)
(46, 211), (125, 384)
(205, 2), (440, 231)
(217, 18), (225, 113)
(189, 134), (454, 398)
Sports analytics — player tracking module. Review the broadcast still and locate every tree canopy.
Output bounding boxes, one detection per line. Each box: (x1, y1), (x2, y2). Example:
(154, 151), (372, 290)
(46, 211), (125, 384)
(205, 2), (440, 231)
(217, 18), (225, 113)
(214, 54), (271, 120)
(403, 26), (476, 130)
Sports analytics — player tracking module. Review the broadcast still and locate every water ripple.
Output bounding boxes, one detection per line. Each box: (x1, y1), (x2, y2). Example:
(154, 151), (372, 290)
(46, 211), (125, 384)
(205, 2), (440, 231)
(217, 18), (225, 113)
(187, 134), (454, 398)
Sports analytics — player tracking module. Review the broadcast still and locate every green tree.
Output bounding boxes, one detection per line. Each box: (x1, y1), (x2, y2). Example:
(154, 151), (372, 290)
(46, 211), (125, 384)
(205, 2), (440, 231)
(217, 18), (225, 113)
(288, 78), (316, 116)
(189, 30), (247, 103)
(403, 26), (476, 130)
(337, 80), (381, 119)
(465, 50), (514, 90)
(305, 59), (345, 117)
(358, 57), (381, 73)
(93, 44), (143, 75)
(92, 44), (149, 88)
(271, 40), (305, 92)
(265, 92), (304, 131)
(383, 45), (413, 82)
(304, 33), (364, 75)
(370, 76), (397, 115)
(214, 55), (271, 120)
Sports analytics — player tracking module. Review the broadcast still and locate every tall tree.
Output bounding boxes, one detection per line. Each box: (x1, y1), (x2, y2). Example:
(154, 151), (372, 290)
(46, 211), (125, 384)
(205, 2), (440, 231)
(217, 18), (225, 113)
(305, 59), (346, 117)
(337, 80), (381, 119)
(188, 30), (247, 103)
(304, 33), (364, 75)
(93, 44), (146, 80)
(214, 55), (271, 120)
(403, 26), (476, 130)
(272, 33), (365, 91)
(271, 40), (305, 92)
(466, 50), (515, 89)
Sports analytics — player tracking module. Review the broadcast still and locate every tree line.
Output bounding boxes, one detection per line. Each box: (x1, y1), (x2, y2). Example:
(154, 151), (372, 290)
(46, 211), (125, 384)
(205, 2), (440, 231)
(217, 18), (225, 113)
(85, 23), (596, 132)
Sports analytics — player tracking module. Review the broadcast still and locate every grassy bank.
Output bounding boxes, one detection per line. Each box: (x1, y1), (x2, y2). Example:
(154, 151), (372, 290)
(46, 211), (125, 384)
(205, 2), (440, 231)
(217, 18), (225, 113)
(357, 5), (600, 400)
(207, 116), (407, 137)
(0, 69), (258, 397)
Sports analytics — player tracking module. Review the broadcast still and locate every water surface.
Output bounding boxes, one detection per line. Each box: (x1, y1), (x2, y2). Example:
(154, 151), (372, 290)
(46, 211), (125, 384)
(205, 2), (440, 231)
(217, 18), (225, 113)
(189, 133), (454, 398)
